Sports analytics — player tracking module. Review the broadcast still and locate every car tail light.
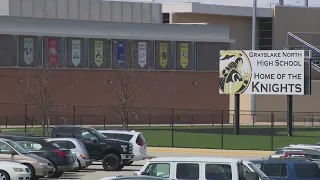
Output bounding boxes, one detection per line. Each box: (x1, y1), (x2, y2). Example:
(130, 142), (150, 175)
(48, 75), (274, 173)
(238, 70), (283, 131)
(283, 153), (289, 158)
(136, 141), (144, 146)
(133, 172), (137, 176)
(52, 149), (67, 157)
(80, 154), (86, 160)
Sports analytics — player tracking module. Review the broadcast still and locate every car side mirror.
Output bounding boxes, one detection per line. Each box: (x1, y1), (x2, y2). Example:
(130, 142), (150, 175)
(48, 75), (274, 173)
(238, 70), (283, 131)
(141, 171), (148, 175)
(244, 172), (259, 180)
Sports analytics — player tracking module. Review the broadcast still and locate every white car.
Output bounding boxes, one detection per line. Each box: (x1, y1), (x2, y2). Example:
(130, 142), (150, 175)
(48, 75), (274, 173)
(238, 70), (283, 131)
(99, 130), (147, 165)
(0, 161), (31, 180)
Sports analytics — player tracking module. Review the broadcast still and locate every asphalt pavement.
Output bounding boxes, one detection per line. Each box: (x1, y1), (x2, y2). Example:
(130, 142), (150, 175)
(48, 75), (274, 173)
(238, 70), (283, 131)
(43, 150), (270, 180)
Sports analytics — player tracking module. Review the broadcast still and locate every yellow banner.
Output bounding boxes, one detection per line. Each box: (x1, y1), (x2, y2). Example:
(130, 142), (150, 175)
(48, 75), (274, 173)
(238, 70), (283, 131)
(159, 42), (168, 68)
(94, 40), (103, 67)
(180, 43), (189, 68)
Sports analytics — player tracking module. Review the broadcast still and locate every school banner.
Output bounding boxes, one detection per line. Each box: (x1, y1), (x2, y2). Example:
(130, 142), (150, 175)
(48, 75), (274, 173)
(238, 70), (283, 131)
(117, 42), (125, 65)
(24, 38), (34, 65)
(160, 42), (168, 68)
(138, 42), (147, 68)
(71, 40), (81, 67)
(48, 38), (58, 65)
(180, 43), (189, 68)
(219, 50), (305, 95)
(94, 40), (104, 67)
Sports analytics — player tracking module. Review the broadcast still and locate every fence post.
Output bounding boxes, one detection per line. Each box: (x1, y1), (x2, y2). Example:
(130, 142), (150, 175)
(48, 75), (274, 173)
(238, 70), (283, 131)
(312, 115), (314, 127)
(31, 116), (33, 128)
(24, 104), (27, 133)
(252, 114), (255, 127)
(104, 115), (106, 129)
(80, 116), (83, 126)
(73, 105), (76, 126)
(5, 116), (7, 129)
(171, 108), (174, 147)
(56, 116), (58, 125)
(221, 110), (224, 149)
(148, 115), (151, 127)
(271, 112), (274, 151)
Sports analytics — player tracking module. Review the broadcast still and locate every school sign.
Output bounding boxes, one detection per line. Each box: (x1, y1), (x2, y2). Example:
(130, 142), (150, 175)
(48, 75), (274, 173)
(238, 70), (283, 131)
(219, 50), (305, 95)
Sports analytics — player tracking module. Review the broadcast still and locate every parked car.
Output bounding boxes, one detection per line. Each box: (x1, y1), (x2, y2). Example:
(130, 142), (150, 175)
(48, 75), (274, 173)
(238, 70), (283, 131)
(0, 161), (31, 180)
(0, 138), (54, 180)
(251, 158), (320, 180)
(0, 134), (75, 178)
(51, 125), (134, 171)
(99, 129), (147, 165)
(135, 157), (267, 180)
(46, 137), (93, 170)
(99, 175), (174, 180)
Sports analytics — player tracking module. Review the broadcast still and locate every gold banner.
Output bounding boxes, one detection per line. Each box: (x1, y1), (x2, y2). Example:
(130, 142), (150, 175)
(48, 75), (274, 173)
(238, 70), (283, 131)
(94, 40), (103, 67)
(159, 42), (168, 68)
(180, 43), (188, 68)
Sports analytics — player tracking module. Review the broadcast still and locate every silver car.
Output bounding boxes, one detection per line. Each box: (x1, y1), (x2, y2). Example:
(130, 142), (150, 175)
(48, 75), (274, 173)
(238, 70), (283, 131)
(46, 138), (92, 169)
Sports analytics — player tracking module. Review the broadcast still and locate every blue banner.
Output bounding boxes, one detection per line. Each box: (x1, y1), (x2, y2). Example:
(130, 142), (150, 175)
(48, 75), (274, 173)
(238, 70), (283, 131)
(117, 42), (125, 65)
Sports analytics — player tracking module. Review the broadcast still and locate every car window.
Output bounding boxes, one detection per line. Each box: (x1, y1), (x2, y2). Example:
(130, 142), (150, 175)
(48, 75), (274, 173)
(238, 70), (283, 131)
(0, 141), (14, 154)
(15, 141), (43, 150)
(67, 141), (76, 149)
(145, 163), (170, 178)
(5, 141), (29, 154)
(101, 133), (116, 139)
(52, 141), (68, 149)
(54, 128), (73, 137)
(116, 134), (133, 141)
(176, 163), (199, 180)
(261, 164), (287, 177)
(76, 129), (98, 141)
(294, 163), (320, 178)
(205, 164), (232, 180)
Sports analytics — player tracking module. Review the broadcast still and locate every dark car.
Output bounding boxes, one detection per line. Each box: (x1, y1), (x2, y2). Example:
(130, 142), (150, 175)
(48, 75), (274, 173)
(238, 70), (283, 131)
(51, 125), (134, 171)
(0, 134), (75, 178)
(251, 158), (320, 180)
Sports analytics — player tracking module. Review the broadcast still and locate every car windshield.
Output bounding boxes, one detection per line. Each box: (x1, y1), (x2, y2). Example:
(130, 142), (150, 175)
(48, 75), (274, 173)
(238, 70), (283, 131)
(248, 163), (269, 179)
(6, 140), (29, 154)
(90, 129), (107, 139)
(294, 163), (320, 178)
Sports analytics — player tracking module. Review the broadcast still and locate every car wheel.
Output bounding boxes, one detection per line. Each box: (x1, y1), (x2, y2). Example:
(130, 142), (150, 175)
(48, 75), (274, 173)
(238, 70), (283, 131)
(48, 171), (63, 178)
(24, 164), (38, 180)
(77, 160), (81, 171)
(102, 154), (121, 171)
(123, 160), (134, 166)
(0, 170), (10, 180)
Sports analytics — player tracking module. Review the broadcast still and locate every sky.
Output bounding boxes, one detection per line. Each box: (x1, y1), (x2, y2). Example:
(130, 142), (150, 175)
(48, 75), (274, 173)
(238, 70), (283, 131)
(110, 0), (320, 7)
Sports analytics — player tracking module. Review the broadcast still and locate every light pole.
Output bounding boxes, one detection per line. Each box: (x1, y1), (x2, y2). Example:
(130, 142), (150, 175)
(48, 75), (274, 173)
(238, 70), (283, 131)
(251, 0), (257, 125)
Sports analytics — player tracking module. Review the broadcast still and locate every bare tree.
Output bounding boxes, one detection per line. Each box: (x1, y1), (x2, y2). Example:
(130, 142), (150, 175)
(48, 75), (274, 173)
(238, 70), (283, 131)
(107, 40), (146, 129)
(19, 63), (67, 136)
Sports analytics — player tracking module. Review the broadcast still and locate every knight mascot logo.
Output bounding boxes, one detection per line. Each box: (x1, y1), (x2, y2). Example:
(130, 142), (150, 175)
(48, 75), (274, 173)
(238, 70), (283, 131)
(219, 50), (252, 94)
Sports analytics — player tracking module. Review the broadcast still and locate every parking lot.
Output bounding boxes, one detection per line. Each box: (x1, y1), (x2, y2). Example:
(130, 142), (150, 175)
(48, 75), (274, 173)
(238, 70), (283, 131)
(44, 151), (268, 180)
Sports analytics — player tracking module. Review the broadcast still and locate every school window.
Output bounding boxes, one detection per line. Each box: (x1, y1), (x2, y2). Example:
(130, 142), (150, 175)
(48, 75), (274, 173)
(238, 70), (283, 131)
(0, 35), (17, 67)
(18, 36), (42, 67)
(67, 38), (88, 68)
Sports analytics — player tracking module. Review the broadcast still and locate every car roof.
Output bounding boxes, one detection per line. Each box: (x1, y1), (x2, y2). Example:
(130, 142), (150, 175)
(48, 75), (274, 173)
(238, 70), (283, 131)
(46, 137), (79, 142)
(251, 159), (314, 164)
(99, 130), (141, 135)
(149, 157), (242, 163)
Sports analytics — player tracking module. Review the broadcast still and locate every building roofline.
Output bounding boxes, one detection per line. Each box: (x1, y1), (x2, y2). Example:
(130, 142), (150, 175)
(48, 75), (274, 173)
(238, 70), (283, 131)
(0, 16), (234, 43)
(162, 2), (274, 18)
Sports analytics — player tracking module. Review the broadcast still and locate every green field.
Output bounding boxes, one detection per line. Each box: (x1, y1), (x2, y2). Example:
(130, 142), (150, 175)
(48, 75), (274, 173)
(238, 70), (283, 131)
(1, 125), (319, 151)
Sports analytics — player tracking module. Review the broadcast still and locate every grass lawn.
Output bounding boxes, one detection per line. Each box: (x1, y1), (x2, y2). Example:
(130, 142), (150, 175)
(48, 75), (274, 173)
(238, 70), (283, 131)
(1, 126), (319, 151)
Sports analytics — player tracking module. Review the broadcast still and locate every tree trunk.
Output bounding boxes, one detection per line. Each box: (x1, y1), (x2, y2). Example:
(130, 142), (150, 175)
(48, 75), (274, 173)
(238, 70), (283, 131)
(41, 114), (46, 136)
(122, 118), (127, 130)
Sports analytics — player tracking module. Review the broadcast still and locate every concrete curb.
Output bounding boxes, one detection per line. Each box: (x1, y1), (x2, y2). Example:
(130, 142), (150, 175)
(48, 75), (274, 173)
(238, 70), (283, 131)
(148, 147), (274, 156)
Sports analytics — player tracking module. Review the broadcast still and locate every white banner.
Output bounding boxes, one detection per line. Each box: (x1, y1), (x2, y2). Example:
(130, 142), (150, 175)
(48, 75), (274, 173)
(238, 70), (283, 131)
(219, 50), (305, 95)
(71, 40), (81, 67)
(24, 38), (34, 65)
(138, 42), (147, 68)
